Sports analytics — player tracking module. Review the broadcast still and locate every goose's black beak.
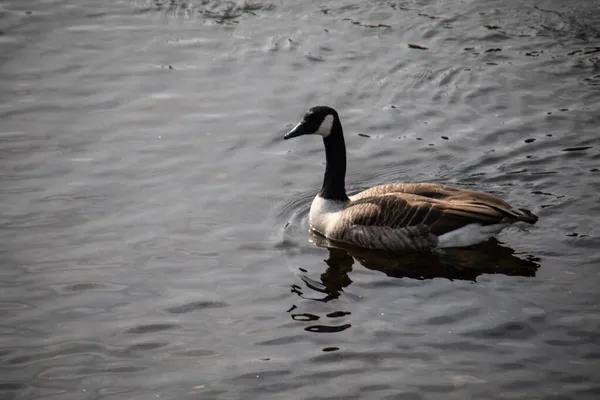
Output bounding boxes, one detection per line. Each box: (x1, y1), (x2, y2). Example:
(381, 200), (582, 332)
(283, 121), (307, 140)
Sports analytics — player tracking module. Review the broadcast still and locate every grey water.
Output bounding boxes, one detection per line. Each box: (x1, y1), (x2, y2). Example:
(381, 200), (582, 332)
(1, 0), (600, 399)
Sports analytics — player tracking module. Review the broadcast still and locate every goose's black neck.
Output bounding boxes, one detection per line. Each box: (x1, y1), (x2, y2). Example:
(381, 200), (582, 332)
(319, 117), (349, 201)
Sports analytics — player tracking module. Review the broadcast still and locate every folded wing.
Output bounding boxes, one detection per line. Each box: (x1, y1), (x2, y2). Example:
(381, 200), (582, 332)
(346, 183), (537, 236)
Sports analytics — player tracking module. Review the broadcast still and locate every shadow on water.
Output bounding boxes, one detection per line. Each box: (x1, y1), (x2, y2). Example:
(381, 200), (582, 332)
(292, 232), (541, 304)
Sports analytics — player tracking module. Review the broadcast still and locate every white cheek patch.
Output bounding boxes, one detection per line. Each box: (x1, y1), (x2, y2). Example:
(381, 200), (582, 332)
(316, 114), (334, 137)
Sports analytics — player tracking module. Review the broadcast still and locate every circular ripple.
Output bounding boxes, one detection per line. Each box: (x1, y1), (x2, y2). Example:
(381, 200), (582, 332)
(269, 189), (315, 250)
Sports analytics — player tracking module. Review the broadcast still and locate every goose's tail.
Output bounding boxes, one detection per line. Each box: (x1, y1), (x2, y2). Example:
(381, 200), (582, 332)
(515, 208), (538, 224)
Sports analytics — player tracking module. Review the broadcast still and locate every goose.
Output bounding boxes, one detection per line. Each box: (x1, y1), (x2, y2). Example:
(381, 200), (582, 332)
(284, 106), (538, 252)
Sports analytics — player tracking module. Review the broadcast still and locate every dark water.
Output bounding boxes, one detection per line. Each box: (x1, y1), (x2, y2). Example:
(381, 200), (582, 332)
(1, 0), (600, 398)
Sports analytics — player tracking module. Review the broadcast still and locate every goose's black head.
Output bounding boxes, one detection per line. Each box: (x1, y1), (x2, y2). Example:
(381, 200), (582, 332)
(284, 106), (340, 140)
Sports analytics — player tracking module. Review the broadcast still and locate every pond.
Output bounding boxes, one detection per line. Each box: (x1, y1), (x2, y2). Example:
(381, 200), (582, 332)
(1, 0), (599, 399)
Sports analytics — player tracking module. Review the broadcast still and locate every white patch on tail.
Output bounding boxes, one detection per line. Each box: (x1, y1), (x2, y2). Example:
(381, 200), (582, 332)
(437, 223), (509, 248)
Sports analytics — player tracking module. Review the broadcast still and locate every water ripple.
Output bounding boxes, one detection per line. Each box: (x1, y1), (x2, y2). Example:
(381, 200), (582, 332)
(2, 1), (599, 399)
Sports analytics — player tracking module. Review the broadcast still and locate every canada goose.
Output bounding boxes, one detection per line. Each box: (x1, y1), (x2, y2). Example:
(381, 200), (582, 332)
(284, 106), (538, 252)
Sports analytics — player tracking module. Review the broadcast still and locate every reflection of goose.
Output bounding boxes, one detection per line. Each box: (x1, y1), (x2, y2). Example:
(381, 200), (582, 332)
(310, 231), (540, 287)
(284, 106), (538, 252)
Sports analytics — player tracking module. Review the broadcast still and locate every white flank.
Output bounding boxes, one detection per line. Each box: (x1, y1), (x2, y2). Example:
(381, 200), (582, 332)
(437, 223), (509, 248)
(316, 114), (334, 137)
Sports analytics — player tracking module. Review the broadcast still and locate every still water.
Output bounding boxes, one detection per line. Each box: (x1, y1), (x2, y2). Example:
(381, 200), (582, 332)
(1, 0), (600, 398)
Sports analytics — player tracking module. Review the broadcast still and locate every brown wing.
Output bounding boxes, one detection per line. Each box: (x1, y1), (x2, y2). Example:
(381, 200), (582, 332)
(346, 183), (537, 236)
(352, 183), (511, 208)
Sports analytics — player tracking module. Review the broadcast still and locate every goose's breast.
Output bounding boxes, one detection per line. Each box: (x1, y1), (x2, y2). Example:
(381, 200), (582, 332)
(308, 196), (346, 235)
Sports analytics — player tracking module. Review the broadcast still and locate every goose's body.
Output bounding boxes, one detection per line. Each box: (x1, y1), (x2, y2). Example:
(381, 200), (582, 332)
(308, 183), (535, 251)
(284, 106), (538, 252)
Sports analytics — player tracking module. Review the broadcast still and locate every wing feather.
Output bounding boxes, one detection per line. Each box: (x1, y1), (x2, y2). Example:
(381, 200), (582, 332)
(318, 183), (536, 251)
(338, 224), (438, 252)
(343, 182), (537, 237)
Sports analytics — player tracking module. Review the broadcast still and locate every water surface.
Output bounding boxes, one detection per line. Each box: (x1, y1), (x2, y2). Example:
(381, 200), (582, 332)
(1, 0), (600, 399)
